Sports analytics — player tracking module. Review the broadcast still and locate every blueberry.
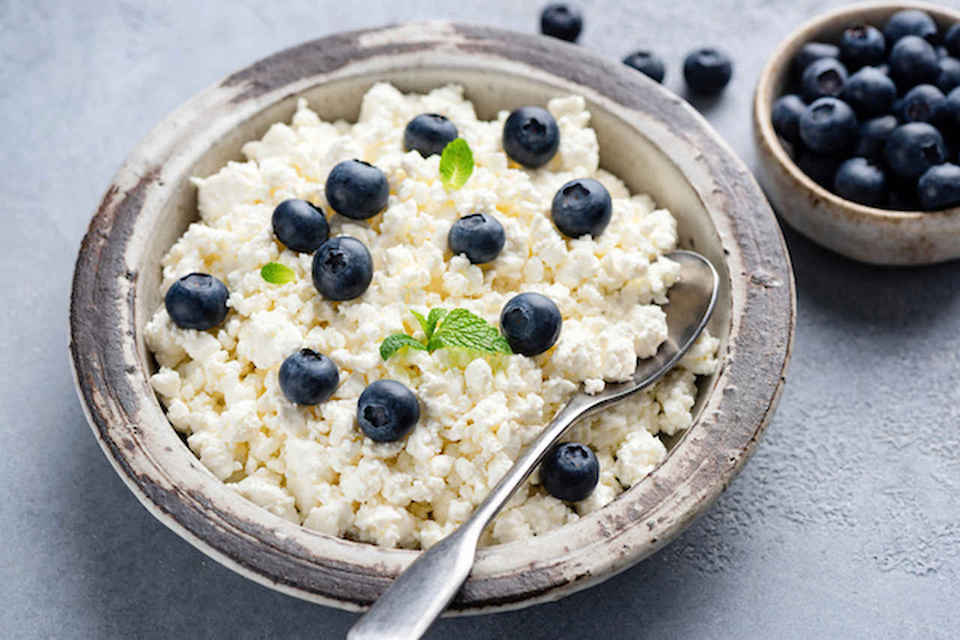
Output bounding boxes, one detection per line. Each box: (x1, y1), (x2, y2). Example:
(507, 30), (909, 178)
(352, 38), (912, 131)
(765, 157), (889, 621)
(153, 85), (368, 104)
(943, 87), (960, 133)
(500, 292), (562, 357)
(683, 48), (733, 94)
(884, 122), (947, 179)
(793, 42), (840, 76)
(946, 24), (960, 57)
(357, 380), (420, 442)
(772, 94), (807, 146)
(623, 50), (665, 83)
(324, 159), (389, 220)
(540, 3), (583, 42)
(403, 113), (458, 158)
(311, 236), (373, 301)
(799, 97), (858, 155)
(796, 151), (843, 188)
(540, 442), (599, 502)
(271, 199), (329, 253)
(550, 178), (612, 238)
(896, 84), (946, 124)
(833, 157), (888, 207)
(937, 57), (960, 93)
(883, 10), (938, 45)
(278, 349), (339, 405)
(840, 24), (886, 69)
(448, 213), (506, 264)
(502, 106), (560, 168)
(801, 58), (849, 102)
(918, 163), (960, 210)
(842, 66), (896, 117)
(164, 273), (229, 330)
(889, 36), (940, 89)
(855, 115), (899, 160)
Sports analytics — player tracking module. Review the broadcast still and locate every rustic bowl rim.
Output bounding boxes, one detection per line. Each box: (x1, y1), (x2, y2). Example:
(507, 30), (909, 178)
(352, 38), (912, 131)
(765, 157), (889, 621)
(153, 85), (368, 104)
(70, 21), (795, 613)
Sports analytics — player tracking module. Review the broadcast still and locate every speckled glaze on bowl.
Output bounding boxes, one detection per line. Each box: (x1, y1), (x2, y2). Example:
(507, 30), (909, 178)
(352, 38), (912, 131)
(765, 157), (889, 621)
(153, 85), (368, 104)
(754, 1), (960, 266)
(70, 22), (794, 613)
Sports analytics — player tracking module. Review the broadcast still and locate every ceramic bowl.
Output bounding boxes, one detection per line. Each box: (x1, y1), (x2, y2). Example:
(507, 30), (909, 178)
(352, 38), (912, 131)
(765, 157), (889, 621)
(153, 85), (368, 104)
(754, 1), (960, 266)
(70, 22), (794, 613)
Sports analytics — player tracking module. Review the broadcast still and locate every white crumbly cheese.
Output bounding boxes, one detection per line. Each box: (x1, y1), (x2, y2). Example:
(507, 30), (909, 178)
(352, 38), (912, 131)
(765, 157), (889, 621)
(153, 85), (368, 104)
(144, 83), (720, 549)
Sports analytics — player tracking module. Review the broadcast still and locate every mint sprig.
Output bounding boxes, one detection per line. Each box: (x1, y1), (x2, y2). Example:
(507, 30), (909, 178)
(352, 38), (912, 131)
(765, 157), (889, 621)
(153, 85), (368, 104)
(380, 308), (512, 361)
(438, 138), (474, 190)
(261, 262), (296, 284)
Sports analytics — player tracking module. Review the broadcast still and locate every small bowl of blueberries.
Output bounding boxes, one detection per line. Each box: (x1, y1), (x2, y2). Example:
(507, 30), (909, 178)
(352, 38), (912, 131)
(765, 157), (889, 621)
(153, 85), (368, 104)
(754, 2), (960, 265)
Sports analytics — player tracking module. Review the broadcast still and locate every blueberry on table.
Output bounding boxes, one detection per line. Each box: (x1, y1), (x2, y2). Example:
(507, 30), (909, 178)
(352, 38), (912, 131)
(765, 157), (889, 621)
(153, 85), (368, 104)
(540, 442), (599, 502)
(551, 178), (612, 238)
(796, 151), (843, 188)
(540, 3), (583, 42)
(799, 97), (858, 155)
(937, 57), (960, 94)
(403, 113), (458, 158)
(840, 24), (886, 69)
(883, 9), (938, 45)
(311, 236), (373, 301)
(918, 163), (960, 210)
(772, 94), (807, 145)
(889, 36), (940, 89)
(683, 48), (733, 95)
(842, 66), (896, 117)
(357, 380), (420, 442)
(500, 292), (562, 357)
(502, 106), (559, 168)
(324, 159), (389, 220)
(884, 122), (947, 180)
(794, 41), (840, 76)
(279, 349), (339, 405)
(946, 24), (960, 58)
(448, 213), (506, 264)
(801, 58), (849, 102)
(623, 50), (665, 83)
(833, 157), (888, 208)
(855, 115), (899, 160)
(271, 199), (329, 253)
(896, 84), (946, 125)
(164, 273), (229, 331)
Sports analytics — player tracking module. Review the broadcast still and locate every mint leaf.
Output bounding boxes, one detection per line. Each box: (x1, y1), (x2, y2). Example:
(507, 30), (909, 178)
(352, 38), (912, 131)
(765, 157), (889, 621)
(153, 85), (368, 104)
(379, 333), (427, 360)
(438, 138), (474, 190)
(261, 262), (296, 284)
(427, 308), (512, 355)
(411, 308), (448, 339)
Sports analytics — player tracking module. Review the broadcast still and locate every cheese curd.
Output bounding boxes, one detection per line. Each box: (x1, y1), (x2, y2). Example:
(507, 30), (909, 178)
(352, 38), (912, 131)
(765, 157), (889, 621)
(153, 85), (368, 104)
(145, 83), (720, 549)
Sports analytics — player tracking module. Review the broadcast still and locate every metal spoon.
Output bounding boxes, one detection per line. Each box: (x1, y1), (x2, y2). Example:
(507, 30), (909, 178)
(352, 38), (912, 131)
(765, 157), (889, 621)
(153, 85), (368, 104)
(348, 250), (718, 640)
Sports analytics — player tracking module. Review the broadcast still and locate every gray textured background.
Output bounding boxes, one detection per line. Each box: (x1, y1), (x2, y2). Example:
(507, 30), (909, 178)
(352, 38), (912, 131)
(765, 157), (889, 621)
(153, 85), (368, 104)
(3, 0), (960, 638)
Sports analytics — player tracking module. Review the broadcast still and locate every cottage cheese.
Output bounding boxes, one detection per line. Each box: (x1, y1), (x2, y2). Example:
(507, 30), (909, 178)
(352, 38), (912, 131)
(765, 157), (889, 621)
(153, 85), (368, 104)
(145, 83), (720, 549)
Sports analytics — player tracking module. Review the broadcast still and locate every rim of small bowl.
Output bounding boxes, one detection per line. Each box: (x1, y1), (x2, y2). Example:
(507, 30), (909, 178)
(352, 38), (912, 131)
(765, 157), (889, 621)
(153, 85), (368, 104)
(754, 0), (960, 222)
(70, 21), (795, 613)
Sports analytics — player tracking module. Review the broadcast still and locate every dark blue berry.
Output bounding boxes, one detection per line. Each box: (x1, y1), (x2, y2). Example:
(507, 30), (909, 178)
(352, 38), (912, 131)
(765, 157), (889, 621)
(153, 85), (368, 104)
(946, 24), (960, 57)
(502, 106), (560, 169)
(889, 36), (940, 89)
(540, 442), (599, 502)
(271, 199), (329, 253)
(943, 87), (960, 133)
(937, 57), (960, 94)
(550, 178), (612, 238)
(833, 157), (888, 207)
(279, 349), (339, 405)
(164, 273), (229, 331)
(884, 10), (938, 45)
(796, 152), (843, 188)
(855, 115), (899, 160)
(799, 97), (858, 155)
(540, 3), (582, 42)
(793, 42), (840, 76)
(772, 94), (807, 145)
(840, 24), (886, 69)
(884, 122), (947, 179)
(683, 48), (733, 95)
(500, 292), (562, 357)
(842, 66), (896, 117)
(325, 159), (389, 220)
(403, 114), (458, 158)
(448, 213), (505, 264)
(357, 380), (420, 442)
(623, 50), (665, 83)
(311, 236), (373, 301)
(918, 163), (960, 210)
(896, 84), (946, 124)
(801, 58), (848, 102)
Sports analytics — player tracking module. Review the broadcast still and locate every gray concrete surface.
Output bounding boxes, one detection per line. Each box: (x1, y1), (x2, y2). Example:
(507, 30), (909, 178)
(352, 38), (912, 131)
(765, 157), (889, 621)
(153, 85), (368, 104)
(2, 0), (959, 638)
